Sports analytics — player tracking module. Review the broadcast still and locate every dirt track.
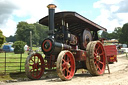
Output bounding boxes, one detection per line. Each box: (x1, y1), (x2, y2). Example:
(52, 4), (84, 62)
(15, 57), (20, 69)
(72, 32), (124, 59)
(1, 54), (128, 85)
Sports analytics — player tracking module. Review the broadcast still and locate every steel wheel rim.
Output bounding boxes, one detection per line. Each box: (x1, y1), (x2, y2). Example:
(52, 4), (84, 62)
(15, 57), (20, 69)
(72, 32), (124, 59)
(28, 53), (44, 79)
(57, 51), (75, 80)
(94, 42), (105, 74)
(62, 52), (75, 79)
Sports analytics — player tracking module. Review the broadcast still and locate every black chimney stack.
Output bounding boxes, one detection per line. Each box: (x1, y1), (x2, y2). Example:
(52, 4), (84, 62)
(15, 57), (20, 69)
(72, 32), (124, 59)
(47, 4), (56, 38)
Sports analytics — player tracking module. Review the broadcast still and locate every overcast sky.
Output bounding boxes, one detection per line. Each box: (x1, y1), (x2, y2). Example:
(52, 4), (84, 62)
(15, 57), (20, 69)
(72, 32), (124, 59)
(0, 0), (128, 37)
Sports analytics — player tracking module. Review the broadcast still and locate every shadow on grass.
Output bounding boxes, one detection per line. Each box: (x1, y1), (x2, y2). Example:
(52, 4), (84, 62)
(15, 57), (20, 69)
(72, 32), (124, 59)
(0, 73), (26, 81)
(9, 72), (27, 79)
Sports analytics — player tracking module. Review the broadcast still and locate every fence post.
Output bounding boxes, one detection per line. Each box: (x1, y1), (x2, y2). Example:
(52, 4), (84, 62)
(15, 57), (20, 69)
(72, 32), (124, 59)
(4, 51), (6, 74)
(20, 53), (22, 72)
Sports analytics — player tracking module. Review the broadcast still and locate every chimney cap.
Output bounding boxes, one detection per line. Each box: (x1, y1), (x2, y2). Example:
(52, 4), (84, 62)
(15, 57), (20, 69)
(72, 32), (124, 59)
(47, 4), (57, 9)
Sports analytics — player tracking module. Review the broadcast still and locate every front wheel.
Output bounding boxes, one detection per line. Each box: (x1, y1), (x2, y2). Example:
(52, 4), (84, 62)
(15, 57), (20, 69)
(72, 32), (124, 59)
(25, 53), (45, 79)
(56, 50), (75, 81)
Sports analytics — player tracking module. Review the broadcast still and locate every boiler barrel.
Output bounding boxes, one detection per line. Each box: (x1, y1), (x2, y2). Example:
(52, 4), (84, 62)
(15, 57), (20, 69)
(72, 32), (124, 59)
(41, 38), (71, 55)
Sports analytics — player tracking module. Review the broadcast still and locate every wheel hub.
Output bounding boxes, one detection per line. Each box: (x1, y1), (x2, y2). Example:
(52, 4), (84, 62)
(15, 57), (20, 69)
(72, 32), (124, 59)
(33, 63), (39, 69)
(66, 62), (71, 69)
(96, 55), (101, 61)
(63, 62), (70, 69)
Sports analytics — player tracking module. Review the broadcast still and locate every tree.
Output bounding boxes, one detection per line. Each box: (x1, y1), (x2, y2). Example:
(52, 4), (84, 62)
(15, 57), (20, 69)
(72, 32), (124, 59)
(101, 27), (122, 40)
(108, 27), (122, 40)
(34, 23), (48, 45)
(16, 22), (39, 46)
(15, 22), (48, 46)
(12, 41), (26, 54)
(6, 35), (16, 42)
(119, 23), (128, 45)
(101, 31), (109, 39)
(0, 30), (6, 47)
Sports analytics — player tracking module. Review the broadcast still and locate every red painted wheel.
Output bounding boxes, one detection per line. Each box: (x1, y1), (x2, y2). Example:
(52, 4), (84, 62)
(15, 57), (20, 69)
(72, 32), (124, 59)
(86, 41), (106, 75)
(25, 53), (45, 79)
(56, 50), (75, 81)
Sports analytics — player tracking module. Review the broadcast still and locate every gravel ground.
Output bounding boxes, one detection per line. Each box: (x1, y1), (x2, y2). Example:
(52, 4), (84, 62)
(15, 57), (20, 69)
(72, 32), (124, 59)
(1, 54), (128, 85)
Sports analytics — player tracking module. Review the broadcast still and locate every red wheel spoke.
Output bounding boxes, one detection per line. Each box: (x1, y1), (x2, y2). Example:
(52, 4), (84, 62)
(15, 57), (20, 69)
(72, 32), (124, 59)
(30, 58), (34, 63)
(99, 52), (104, 56)
(36, 68), (38, 76)
(97, 65), (101, 72)
(37, 57), (39, 63)
(29, 64), (33, 66)
(94, 51), (98, 57)
(30, 69), (33, 72)
(94, 61), (97, 64)
(95, 44), (101, 54)
(62, 59), (66, 63)
(62, 63), (65, 67)
(62, 67), (66, 71)
(66, 69), (71, 75)
(33, 68), (35, 73)
(99, 61), (104, 65)
(32, 69), (35, 77)
(96, 45), (100, 51)
(95, 48), (98, 54)
(67, 57), (70, 63)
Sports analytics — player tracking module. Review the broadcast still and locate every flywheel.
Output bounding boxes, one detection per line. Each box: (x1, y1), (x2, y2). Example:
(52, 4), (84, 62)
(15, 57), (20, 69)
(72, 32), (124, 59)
(80, 29), (92, 49)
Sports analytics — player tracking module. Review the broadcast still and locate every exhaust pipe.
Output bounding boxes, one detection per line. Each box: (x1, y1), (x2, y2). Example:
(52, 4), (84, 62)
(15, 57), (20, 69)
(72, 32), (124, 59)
(47, 4), (57, 38)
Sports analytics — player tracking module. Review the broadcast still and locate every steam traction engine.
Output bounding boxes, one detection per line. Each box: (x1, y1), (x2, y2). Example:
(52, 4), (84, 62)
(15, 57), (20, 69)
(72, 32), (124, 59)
(25, 4), (114, 80)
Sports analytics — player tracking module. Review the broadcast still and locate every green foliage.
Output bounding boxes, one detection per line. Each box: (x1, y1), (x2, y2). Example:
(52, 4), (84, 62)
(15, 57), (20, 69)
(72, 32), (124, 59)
(12, 41), (26, 54)
(0, 30), (6, 47)
(34, 23), (48, 45)
(120, 23), (128, 45)
(108, 27), (122, 40)
(6, 35), (16, 42)
(101, 31), (109, 39)
(101, 27), (122, 40)
(16, 22), (37, 46)
(15, 22), (48, 46)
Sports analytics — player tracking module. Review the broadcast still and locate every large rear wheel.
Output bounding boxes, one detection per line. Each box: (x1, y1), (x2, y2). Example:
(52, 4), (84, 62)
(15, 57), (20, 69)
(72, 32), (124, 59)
(25, 53), (45, 79)
(56, 50), (75, 81)
(86, 41), (106, 75)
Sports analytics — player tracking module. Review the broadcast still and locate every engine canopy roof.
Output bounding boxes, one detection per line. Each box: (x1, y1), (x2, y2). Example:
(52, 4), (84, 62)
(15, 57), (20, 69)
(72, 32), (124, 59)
(39, 11), (107, 34)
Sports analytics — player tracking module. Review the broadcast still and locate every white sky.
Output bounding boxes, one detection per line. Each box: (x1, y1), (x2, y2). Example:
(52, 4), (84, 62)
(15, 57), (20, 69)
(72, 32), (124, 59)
(94, 0), (128, 32)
